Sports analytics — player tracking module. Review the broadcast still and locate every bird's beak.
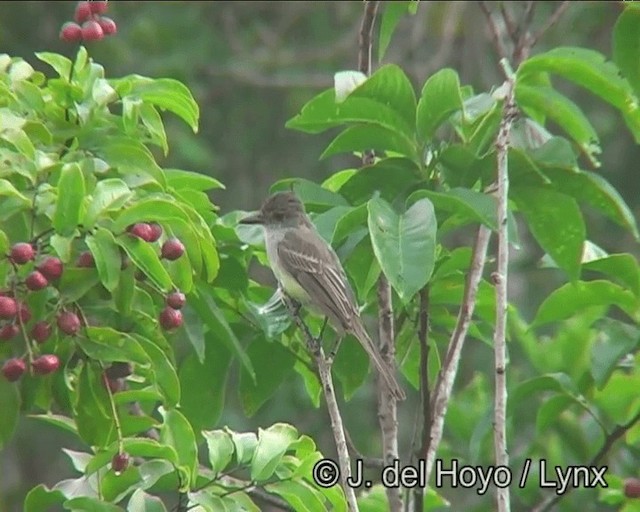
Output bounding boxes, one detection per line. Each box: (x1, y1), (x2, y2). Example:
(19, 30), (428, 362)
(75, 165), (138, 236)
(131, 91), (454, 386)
(239, 211), (264, 225)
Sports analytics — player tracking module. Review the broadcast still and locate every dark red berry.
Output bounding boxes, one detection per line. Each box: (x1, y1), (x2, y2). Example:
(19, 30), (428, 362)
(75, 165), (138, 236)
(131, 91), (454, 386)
(161, 238), (185, 261)
(129, 223), (154, 242)
(81, 20), (104, 41)
(1, 358), (26, 382)
(89, 0), (109, 14)
(625, 478), (640, 499)
(159, 307), (183, 330)
(77, 251), (95, 268)
(97, 16), (117, 35)
(111, 452), (130, 473)
(74, 1), (93, 23)
(31, 321), (52, 344)
(102, 373), (122, 394)
(166, 291), (186, 310)
(60, 22), (83, 42)
(0, 297), (17, 319)
(10, 242), (35, 265)
(57, 311), (81, 336)
(37, 257), (64, 280)
(17, 303), (31, 324)
(0, 324), (19, 341)
(148, 223), (162, 242)
(32, 354), (60, 376)
(25, 271), (48, 291)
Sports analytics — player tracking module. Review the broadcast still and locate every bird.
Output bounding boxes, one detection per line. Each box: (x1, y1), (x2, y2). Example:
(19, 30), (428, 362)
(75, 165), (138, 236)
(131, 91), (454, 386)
(240, 191), (406, 401)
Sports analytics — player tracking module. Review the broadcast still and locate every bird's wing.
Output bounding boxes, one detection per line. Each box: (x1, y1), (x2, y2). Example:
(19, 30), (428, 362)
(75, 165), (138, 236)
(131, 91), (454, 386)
(277, 228), (358, 327)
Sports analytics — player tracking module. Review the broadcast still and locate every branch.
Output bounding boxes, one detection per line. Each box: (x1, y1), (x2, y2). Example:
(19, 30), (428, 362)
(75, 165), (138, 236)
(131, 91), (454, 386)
(493, 58), (517, 512)
(478, 2), (508, 60)
(529, 1), (570, 48)
(345, 429), (385, 469)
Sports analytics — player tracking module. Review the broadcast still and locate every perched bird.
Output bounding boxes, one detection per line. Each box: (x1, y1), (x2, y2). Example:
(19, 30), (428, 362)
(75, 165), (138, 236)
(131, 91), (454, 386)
(241, 191), (406, 401)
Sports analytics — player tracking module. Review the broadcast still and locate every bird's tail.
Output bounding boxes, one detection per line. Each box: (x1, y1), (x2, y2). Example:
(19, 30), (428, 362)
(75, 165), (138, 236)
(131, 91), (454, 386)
(350, 320), (406, 401)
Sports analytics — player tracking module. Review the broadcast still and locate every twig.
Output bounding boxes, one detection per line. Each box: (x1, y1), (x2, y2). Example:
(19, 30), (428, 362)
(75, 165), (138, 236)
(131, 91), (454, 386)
(358, 1), (380, 76)
(425, 224), (492, 482)
(345, 429), (385, 469)
(529, 1), (570, 49)
(499, 3), (519, 44)
(478, 2), (508, 60)
(493, 58), (517, 512)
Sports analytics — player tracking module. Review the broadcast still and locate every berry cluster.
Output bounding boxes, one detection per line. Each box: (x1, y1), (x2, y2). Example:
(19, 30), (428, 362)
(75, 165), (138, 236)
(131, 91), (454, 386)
(60, 1), (116, 43)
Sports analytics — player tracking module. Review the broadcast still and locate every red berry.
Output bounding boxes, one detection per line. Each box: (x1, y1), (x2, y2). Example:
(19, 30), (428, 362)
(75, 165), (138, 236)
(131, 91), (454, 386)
(10, 242), (35, 265)
(129, 223), (154, 242)
(625, 478), (640, 498)
(37, 257), (64, 280)
(148, 223), (162, 242)
(17, 303), (31, 324)
(31, 321), (52, 344)
(89, 1), (109, 14)
(81, 20), (104, 41)
(60, 22), (83, 43)
(166, 291), (186, 310)
(77, 251), (95, 268)
(32, 354), (60, 376)
(98, 16), (117, 35)
(0, 297), (17, 319)
(161, 239), (185, 261)
(25, 271), (48, 291)
(0, 324), (19, 341)
(74, 1), (93, 23)
(159, 307), (183, 330)
(1, 358), (26, 382)
(111, 452), (130, 473)
(57, 311), (81, 336)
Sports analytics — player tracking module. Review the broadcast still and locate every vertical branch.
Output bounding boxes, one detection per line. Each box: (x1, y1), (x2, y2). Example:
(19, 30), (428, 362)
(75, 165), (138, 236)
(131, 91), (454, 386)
(493, 58), (516, 512)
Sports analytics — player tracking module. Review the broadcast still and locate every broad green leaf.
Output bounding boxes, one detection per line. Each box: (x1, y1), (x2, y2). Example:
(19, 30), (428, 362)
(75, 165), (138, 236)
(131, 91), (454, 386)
(251, 423), (298, 481)
(321, 124), (419, 162)
(27, 414), (78, 436)
(24, 484), (66, 512)
(57, 268), (100, 303)
(79, 327), (150, 365)
(112, 198), (192, 233)
(229, 430), (258, 465)
(96, 138), (166, 187)
(159, 408), (198, 487)
(367, 197), (437, 302)
(583, 254), (640, 297)
(116, 235), (173, 292)
(239, 337), (297, 417)
(332, 203), (367, 244)
(344, 233), (381, 301)
(379, 2), (415, 61)
(409, 188), (497, 230)
(533, 280), (640, 326)
(85, 228), (121, 292)
(265, 480), (326, 512)
(613, 6), (640, 98)
(73, 363), (116, 448)
(591, 318), (640, 389)
(87, 439), (178, 475)
(53, 163), (85, 236)
(64, 496), (126, 511)
(139, 103), (168, 155)
(0, 378), (19, 449)
(165, 169), (224, 192)
(416, 68), (463, 142)
(512, 186), (585, 280)
(270, 178), (349, 210)
(311, 206), (353, 244)
(35, 52), (72, 79)
(0, 178), (30, 205)
(332, 335), (370, 400)
(127, 489), (167, 512)
(133, 335), (180, 408)
(203, 430), (235, 474)
(84, 179), (132, 227)
(536, 395), (576, 433)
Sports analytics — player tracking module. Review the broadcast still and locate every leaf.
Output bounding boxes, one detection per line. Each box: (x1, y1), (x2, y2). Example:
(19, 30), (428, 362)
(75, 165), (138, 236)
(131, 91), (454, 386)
(321, 124), (419, 162)
(379, 2), (415, 61)
(583, 253), (640, 296)
(116, 235), (173, 292)
(416, 68), (463, 142)
(0, 378), (19, 449)
(512, 186), (585, 280)
(127, 489), (167, 512)
(203, 430), (235, 474)
(165, 169), (224, 192)
(63, 497), (123, 511)
(85, 228), (122, 292)
(409, 188), (497, 230)
(84, 179), (132, 227)
(533, 280), (640, 326)
(159, 408), (198, 487)
(265, 480), (326, 512)
(53, 164), (85, 236)
(73, 362), (116, 448)
(613, 6), (640, 98)
(79, 327), (150, 365)
(332, 336), (370, 400)
(35, 52), (72, 79)
(96, 138), (166, 187)
(251, 423), (298, 481)
(367, 197), (437, 302)
(269, 178), (349, 210)
(229, 430), (258, 465)
(133, 335), (181, 408)
(591, 318), (640, 389)
(0, 178), (30, 205)
(24, 484), (67, 512)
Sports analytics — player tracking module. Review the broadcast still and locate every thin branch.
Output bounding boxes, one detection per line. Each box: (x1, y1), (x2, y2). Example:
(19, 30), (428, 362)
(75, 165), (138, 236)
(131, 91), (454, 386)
(529, 1), (570, 48)
(499, 3), (519, 44)
(358, 1), (380, 76)
(345, 429), (385, 469)
(478, 2), (508, 60)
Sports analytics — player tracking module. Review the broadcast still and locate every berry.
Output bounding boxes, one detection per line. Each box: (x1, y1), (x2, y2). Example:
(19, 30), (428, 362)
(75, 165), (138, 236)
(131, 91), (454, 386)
(166, 291), (186, 310)
(0, 324), (19, 341)
(102, 373), (122, 393)
(89, 0), (109, 14)
(625, 478), (640, 498)
(159, 307), (183, 330)
(1, 358), (26, 382)
(98, 16), (117, 35)
(161, 238), (185, 261)
(57, 311), (81, 336)
(129, 223), (154, 242)
(74, 1), (93, 23)
(10, 242), (35, 265)
(81, 20), (104, 41)
(17, 303), (31, 324)
(60, 22), (83, 43)
(25, 271), (48, 291)
(31, 321), (52, 344)
(111, 452), (130, 473)
(38, 257), (64, 280)
(77, 251), (95, 268)
(32, 354), (60, 376)
(0, 297), (17, 319)
(148, 223), (162, 242)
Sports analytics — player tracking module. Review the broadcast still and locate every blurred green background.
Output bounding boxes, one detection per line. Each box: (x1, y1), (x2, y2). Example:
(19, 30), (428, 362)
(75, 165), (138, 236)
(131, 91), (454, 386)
(0, 2), (638, 510)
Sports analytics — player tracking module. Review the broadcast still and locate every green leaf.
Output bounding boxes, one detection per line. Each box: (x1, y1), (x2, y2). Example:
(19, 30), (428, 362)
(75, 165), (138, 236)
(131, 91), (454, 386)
(133, 335), (180, 408)
(379, 2), (415, 61)
(265, 480), (326, 512)
(63, 497), (123, 511)
(84, 179), (132, 227)
(533, 280), (640, 326)
(321, 124), (419, 162)
(512, 186), (585, 280)
(79, 327), (150, 365)
(165, 169), (224, 192)
(53, 163), (85, 236)
(239, 337), (297, 417)
(139, 103), (169, 155)
(416, 68), (463, 142)
(591, 318), (640, 389)
(229, 430), (258, 465)
(583, 253), (640, 296)
(85, 228), (122, 292)
(127, 489), (167, 512)
(270, 178), (349, 210)
(35, 52), (72, 79)
(367, 197), (437, 302)
(0, 178), (30, 205)
(87, 439), (178, 475)
(57, 268), (100, 302)
(613, 6), (640, 98)
(0, 378), (19, 449)
(96, 138), (166, 187)
(409, 188), (497, 230)
(73, 362), (115, 448)
(28, 414), (78, 436)
(203, 430), (235, 474)
(251, 423), (298, 481)
(116, 235), (173, 292)
(24, 484), (66, 512)
(159, 408), (198, 487)
(332, 335), (370, 400)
